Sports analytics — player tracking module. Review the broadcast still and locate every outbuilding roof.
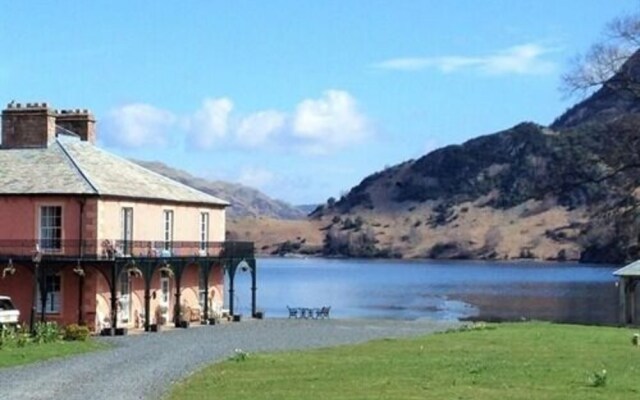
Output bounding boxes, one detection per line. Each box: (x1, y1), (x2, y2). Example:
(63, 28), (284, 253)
(0, 134), (229, 206)
(613, 259), (640, 277)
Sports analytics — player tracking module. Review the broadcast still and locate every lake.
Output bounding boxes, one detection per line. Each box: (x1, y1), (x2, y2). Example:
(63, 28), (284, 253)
(227, 258), (622, 325)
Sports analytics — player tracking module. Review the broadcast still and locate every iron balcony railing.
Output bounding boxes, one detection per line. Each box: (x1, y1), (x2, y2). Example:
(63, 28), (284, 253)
(0, 239), (255, 260)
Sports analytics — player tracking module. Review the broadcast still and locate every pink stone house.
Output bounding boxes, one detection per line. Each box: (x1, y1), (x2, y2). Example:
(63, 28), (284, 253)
(0, 102), (256, 333)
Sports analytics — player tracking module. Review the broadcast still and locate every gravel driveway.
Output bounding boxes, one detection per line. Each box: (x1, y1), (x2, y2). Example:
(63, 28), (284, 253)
(0, 318), (462, 400)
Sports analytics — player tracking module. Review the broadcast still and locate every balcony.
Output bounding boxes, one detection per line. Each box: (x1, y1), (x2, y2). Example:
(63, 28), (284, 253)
(0, 239), (255, 261)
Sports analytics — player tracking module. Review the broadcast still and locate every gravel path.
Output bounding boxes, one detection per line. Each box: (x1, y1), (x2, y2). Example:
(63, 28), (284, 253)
(0, 318), (462, 400)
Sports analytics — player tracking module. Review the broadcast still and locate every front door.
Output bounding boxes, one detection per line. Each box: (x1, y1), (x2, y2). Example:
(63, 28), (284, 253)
(160, 277), (170, 324)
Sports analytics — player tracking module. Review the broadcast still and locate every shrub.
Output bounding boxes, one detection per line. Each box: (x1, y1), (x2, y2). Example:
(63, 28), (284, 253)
(33, 322), (60, 344)
(63, 324), (91, 341)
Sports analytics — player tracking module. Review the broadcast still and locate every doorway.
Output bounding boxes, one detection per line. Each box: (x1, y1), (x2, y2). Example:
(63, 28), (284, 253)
(159, 276), (170, 324)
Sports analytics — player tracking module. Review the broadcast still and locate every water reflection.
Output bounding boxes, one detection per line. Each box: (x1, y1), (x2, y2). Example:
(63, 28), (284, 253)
(228, 258), (619, 325)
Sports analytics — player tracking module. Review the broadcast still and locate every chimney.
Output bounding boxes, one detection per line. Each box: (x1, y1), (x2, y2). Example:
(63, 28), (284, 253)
(1, 102), (56, 148)
(55, 108), (96, 144)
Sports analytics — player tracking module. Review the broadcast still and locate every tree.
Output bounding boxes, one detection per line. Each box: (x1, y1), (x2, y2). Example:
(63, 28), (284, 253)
(558, 9), (640, 263)
(562, 12), (640, 97)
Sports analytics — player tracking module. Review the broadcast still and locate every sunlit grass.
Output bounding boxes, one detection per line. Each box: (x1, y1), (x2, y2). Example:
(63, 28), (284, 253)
(168, 322), (640, 399)
(0, 339), (107, 368)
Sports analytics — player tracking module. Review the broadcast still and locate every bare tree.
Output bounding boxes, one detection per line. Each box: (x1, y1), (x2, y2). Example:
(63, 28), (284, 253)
(562, 12), (640, 97)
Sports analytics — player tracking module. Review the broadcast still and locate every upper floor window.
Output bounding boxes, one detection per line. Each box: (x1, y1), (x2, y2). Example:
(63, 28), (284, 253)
(163, 210), (174, 251)
(200, 212), (209, 251)
(121, 207), (133, 256)
(40, 206), (62, 251)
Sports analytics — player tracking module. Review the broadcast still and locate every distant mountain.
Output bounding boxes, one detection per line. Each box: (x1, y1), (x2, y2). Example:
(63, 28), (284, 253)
(134, 160), (305, 220)
(307, 51), (640, 263)
(295, 204), (320, 215)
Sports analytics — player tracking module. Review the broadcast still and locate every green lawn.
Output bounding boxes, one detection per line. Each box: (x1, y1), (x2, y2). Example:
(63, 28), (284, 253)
(168, 322), (640, 400)
(0, 339), (107, 368)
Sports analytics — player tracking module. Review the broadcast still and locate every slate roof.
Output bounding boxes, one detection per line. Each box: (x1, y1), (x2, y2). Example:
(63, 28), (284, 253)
(0, 135), (229, 206)
(613, 259), (640, 277)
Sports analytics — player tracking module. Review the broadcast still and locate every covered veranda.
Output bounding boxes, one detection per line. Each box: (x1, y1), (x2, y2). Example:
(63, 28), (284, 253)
(0, 240), (257, 334)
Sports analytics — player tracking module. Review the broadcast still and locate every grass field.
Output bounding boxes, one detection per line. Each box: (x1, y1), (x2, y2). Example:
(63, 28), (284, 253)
(168, 322), (640, 399)
(0, 339), (107, 369)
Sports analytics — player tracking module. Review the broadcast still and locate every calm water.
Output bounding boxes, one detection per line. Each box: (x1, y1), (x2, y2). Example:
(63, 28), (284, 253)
(228, 258), (621, 325)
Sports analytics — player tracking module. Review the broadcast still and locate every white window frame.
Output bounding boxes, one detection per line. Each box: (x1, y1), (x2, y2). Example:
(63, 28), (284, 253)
(39, 205), (63, 252)
(163, 210), (174, 251)
(200, 212), (209, 251)
(121, 207), (134, 256)
(36, 273), (61, 314)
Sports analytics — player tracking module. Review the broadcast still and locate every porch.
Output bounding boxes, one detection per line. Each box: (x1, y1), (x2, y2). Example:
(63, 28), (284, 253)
(0, 240), (256, 333)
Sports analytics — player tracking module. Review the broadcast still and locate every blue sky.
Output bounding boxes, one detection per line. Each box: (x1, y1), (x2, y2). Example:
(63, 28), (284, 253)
(1, 1), (637, 205)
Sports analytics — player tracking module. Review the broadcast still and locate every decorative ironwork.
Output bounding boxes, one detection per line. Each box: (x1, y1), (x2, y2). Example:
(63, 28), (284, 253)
(0, 239), (258, 331)
(0, 240), (254, 260)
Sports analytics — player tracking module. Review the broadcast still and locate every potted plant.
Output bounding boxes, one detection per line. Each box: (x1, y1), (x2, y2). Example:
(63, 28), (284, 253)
(178, 303), (191, 328)
(208, 308), (221, 325)
(154, 304), (168, 329)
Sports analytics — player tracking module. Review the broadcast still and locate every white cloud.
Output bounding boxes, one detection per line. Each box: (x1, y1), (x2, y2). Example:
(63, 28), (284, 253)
(236, 110), (286, 147)
(374, 43), (557, 75)
(184, 97), (233, 149)
(102, 103), (176, 148)
(101, 90), (371, 154)
(292, 90), (371, 154)
(237, 166), (275, 190)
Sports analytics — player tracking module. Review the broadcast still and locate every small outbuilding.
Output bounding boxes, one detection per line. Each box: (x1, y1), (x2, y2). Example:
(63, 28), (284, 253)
(614, 260), (640, 325)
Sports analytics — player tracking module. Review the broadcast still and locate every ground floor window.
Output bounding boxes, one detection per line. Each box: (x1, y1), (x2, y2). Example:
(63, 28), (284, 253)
(37, 273), (61, 313)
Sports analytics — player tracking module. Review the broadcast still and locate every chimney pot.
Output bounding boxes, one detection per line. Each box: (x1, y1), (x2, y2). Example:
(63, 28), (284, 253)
(16, 103), (21, 108)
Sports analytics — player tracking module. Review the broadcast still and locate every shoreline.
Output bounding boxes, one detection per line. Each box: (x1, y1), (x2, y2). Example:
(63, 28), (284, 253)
(255, 253), (620, 267)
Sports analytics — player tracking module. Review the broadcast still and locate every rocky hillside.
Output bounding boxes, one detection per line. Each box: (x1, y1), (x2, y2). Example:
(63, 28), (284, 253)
(135, 161), (305, 219)
(308, 53), (640, 264)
